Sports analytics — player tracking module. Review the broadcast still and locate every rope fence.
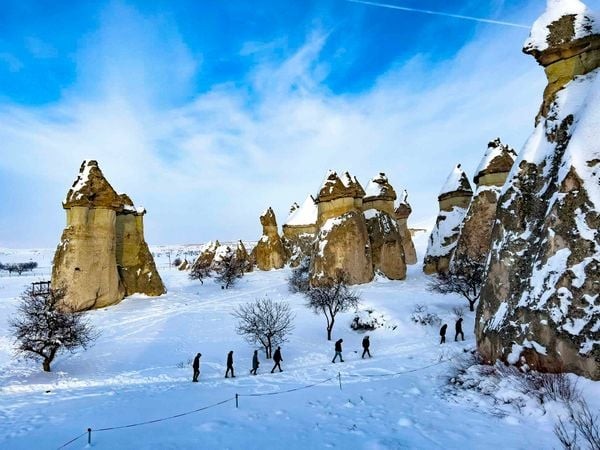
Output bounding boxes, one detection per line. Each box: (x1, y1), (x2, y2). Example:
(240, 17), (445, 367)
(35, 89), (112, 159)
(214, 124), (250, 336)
(56, 355), (458, 449)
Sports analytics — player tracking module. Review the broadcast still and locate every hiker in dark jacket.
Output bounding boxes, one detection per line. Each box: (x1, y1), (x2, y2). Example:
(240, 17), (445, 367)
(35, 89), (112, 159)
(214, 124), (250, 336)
(192, 353), (201, 382)
(332, 338), (344, 363)
(225, 350), (235, 378)
(440, 324), (447, 344)
(250, 350), (260, 375)
(455, 318), (464, 341)
(271, 346), (283, 373)
(361, 336), (371, 359)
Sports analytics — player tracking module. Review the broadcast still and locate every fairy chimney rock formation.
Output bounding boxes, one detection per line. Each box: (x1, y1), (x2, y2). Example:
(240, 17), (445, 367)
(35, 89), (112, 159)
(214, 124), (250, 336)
(283, 195), (318, 266)
(310, 170), (373, 285)
(362, 173), (406, 280)
(115, 194), (166, 297)
(453, 139), (517, 265)
(394, 190), (418, 265)
(252, 207), (288, 270)
(52, 160), (164, 311)
(423, 165), (473, 274)
(477, 0), (600, 380)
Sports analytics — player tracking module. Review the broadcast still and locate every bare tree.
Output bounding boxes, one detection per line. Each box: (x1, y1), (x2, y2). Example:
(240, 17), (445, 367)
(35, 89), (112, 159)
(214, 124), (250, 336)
(9, 287), (97, 372)
(288, 257), (311, 294)
(232, 297), (295, 359)
(427, 257), (486, 312)
(214, 249), (244, 289)
(306, 271), (360, 340)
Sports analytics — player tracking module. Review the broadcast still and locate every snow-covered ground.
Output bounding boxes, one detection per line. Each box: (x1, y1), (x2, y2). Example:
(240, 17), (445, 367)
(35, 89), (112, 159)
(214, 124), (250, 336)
(0, 234), (598, 449)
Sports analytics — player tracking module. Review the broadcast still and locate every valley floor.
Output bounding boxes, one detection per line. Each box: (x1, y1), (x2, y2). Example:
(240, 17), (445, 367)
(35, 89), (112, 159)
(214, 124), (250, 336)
(0, 239), (598, 449)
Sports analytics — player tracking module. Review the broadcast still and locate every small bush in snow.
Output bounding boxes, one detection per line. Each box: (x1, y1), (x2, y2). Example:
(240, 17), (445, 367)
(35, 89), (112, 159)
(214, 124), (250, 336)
(410, 304), (441, 327)
(452, 306), (465, 319)
(515, 371), (580, 404)
(9, 286), (98, 372)
(555, 399), (600, 450)
(172, 257), (182, 267)
(351, 309), (385, 331)
(288, 257), (311, 294)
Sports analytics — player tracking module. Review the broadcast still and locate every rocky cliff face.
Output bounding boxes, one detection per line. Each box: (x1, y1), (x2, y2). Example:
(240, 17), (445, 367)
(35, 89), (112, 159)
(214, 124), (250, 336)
(423, 165), (473, 274)
(252, 207), (288, 270)
(452, 139), (517, 266)
(52, 160), (164, 311)
(477, 0), (600, 380)
(394, 190), (418, 265)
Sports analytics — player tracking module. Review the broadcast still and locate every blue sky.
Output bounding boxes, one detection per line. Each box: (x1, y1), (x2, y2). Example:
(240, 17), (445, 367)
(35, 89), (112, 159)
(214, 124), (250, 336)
(1, 0), (596, 248)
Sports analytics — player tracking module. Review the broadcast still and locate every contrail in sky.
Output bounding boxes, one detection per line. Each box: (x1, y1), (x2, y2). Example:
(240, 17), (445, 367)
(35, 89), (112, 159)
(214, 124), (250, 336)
(346, 0), (530, 29)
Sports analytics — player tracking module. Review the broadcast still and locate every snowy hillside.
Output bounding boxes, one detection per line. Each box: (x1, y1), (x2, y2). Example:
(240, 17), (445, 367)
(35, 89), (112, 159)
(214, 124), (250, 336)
(0, 234), (598, 449)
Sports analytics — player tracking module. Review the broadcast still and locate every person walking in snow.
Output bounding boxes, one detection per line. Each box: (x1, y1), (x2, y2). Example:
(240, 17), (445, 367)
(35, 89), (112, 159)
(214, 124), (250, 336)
(271, 346), (283, 373)
(332, 338), (344, 363)
(192, 352), (201, 382)
(361, 336), (372, 359)
(455, 318), (464, 342)
(225, 350), (235, 378)
(439, 324), (447, 344)
(250, 350), (260, 375)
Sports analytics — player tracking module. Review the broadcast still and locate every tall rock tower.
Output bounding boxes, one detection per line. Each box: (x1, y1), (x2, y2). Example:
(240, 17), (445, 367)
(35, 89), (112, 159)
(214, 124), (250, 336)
(252, 207), (288, 270)
(452, 139), (517, 266)
(477, 0), (600, 379)
(52, 161), (125, 310)
(52, 160), (165, 311)
(394, 190), (418, 265)
(310, 170), (374, 285)
(362, 173), (407, 280)
(115, 194), (166, 297)
(423, 165), (473, 274)
(282, 195), (318, 266)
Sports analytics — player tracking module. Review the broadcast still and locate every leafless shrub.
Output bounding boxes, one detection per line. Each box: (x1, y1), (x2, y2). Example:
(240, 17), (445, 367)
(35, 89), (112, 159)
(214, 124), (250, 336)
(306, 271), (360, 341)
(288, 257), (311, 294)
(410, 304), (441, 327)
(452, 306), (465, 318)
(515, 371), (580, 404)
(427, 257), (485, 311)
(9, 287), (98, 372)
(555, 399), (600, 450)
(232, 296), (295, 359)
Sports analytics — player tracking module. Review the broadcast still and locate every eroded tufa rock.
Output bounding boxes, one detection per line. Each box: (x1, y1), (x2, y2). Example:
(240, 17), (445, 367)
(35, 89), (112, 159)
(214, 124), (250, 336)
(453, 139), (517, 266)
(423, 165), (473, 274)
(52, 160), (164, 311)
(252, 207), (288, 270)
(477, 0), (600, 380)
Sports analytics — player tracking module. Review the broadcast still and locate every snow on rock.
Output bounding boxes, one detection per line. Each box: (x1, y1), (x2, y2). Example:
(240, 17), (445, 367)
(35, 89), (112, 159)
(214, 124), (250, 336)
(477, 2), (600, 380)
(524, 0), (599, 53)
(285, 196), (318, 227)
(439, 165), (472, 197)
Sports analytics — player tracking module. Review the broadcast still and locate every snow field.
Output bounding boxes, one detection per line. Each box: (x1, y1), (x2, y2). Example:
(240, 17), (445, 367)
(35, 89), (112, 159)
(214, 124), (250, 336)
(0, 234), (598, 449)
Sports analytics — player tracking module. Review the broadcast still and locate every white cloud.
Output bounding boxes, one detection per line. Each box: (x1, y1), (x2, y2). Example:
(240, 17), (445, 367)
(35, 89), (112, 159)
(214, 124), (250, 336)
(0, 4), (546, 248)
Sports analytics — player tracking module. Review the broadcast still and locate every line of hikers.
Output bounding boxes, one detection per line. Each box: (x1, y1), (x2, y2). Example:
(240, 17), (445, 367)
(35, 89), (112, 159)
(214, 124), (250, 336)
(191, 335), (373, 381)
(439, 318), (464, 344)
